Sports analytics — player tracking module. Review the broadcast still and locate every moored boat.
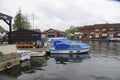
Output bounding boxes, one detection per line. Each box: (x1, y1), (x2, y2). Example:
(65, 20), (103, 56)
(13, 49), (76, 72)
(45, 37), (91, 54)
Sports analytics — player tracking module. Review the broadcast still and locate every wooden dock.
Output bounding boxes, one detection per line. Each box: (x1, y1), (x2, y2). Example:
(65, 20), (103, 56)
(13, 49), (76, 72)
(0, 43), (48, 71)
(17, 47), (47, 62)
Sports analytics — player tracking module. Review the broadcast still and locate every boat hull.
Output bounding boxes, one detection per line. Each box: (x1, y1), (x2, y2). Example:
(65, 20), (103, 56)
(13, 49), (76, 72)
(50, 48), (90, 54)
(30, 51), (46, 57)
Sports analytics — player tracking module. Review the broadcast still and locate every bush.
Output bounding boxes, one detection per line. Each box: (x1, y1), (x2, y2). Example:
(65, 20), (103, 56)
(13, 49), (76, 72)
(0, 52), (4, 57)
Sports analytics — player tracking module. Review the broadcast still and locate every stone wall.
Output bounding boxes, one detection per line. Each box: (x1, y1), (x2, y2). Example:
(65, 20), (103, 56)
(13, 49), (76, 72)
(0, 45), (20, 71)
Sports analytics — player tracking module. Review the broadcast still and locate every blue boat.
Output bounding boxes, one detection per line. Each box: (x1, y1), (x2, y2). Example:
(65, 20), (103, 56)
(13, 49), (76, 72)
(46, 37), (91, 54)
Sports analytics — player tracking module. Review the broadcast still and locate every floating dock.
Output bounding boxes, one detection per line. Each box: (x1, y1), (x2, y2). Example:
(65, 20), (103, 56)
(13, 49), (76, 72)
(17, 48), (47, 61)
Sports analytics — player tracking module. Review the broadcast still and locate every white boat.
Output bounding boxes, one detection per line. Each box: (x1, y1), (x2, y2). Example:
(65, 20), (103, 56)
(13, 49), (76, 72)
(50, 48), (90, 54)
(106, 37), (120, 42)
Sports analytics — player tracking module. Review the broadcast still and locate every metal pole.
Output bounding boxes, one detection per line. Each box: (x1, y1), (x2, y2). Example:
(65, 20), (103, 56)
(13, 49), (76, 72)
(9, 20), (12, 44)
(33, 12), (34, 29)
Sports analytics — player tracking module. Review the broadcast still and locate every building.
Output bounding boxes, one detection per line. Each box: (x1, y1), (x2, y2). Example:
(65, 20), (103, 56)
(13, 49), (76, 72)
(0, 26), (6, 37)
(43, 28), (67, 38)
(0, 26), (6, 42)
(8, 29), (41, 43)
(75, 23), (120, 39)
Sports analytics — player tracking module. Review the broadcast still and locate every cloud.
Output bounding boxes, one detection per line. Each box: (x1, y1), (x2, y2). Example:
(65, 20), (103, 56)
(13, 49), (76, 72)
(0, 0), (120, 31)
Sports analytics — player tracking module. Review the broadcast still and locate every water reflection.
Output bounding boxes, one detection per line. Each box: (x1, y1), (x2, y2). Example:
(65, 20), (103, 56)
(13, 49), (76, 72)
(0, 53), (90, 78)
(84, 41), (120, 56)
(0, 57), (47, 78)
(51, 54), (90, 64)
(21, 57), (47, 73)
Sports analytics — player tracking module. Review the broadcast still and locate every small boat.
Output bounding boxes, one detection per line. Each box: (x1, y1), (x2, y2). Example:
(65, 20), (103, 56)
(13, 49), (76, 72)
(30, 51), (46, 57)
(106, 37), (120, 42)
(46, 37), (91, 54)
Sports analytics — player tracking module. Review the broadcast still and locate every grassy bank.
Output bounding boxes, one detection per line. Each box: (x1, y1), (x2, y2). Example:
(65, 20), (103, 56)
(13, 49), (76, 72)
(0, 52), (4, 57)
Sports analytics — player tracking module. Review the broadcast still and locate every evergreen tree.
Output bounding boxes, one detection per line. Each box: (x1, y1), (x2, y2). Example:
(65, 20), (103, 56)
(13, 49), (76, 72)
(13, 9), (31, 30)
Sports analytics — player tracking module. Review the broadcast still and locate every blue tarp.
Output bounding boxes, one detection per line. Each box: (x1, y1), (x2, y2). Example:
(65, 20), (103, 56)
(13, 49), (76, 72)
(55, 42), (71, 50)
(47, 37), (91, 51)
(54, 42), (90, 50)
(46, 37), (68, 43)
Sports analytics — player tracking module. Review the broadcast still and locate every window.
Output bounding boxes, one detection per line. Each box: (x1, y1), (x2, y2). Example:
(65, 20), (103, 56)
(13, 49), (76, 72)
(48, 35), (54, 37)
(1, 32), (4, 34)
(109, 28), (114, 30)
(102, 29), (106, 31)
(32, 34), (39, 36)
(74, 32), (80, 34)
(95, 29), (99, 31)
(48, 32), (54, 35)
(102, 33), (107, 36)
(117, 33), (120, 36)
(95, 33), (99, 38)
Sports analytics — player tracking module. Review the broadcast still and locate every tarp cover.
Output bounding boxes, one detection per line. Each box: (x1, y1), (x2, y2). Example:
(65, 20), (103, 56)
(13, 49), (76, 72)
(55, 42), (70, 50)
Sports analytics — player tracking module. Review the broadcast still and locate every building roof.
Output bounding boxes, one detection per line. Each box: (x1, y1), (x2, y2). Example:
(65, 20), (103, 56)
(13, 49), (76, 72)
(43, 28), (61, 33)
(11, 29), (41, 34)
(43, 28), (67, 35)
(31, 29), (41, 33)
(75, 23), (120, 31)
(0, 25), (5, 32)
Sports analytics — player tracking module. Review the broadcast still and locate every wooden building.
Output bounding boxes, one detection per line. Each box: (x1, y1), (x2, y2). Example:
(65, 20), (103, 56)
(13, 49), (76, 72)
(43, 28), (67, 38)
(8, 29), (41, 43)
(75, 23), (120, 39)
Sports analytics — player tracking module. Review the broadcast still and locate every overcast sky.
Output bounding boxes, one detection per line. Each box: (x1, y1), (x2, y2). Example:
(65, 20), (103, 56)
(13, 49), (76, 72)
(0, 0), (120, 31)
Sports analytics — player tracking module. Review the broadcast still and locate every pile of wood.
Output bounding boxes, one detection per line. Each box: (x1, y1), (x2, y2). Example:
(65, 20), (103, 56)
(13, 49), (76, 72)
(16, 42), (36, 49)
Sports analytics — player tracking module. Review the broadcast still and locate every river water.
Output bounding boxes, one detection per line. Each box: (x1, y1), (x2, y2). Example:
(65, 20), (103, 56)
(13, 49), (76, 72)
(0, 41), (120, 80)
